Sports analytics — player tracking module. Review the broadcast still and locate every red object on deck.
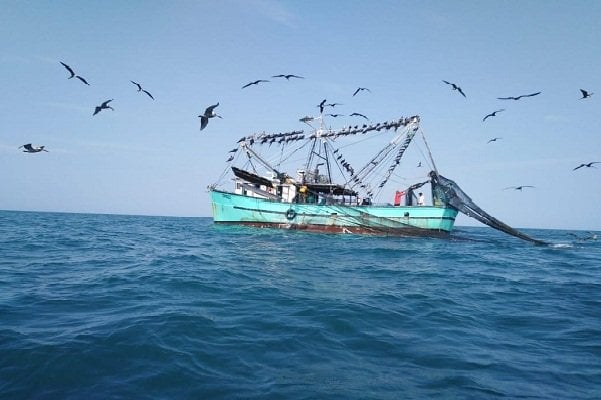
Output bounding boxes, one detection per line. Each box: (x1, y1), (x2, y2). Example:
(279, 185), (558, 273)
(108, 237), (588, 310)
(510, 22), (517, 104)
(394, 190), (405, 206)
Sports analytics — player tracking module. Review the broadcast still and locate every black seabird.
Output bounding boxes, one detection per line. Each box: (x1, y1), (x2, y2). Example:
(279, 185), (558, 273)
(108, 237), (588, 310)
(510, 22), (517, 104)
(442, 80), (466, 97)
(199, 103), (222, 130)
(93, 99), (114, 116)
(487, 137), (502, 143)
(242, 80), (269, 89)
(59, 61), (89, 85)
(130, 81), (154, 100)
(573, 162), (600, 170)
(497, 92), (541, 100)
(350, 112), (369, 120)
(352, 87), (371, 96)
(580, 89), (593, 99)
(19, 143), (48, 153)
(504, 185), (535, 190)
(272, 74), (304, 80)
(483, 109), (505, 122)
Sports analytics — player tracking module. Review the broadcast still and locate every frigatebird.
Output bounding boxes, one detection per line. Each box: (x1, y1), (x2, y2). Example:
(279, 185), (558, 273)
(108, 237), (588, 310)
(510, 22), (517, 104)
(19, 143), (48, 153)
(580, 89), (593, 99)
(93, 99), (114, 116)
(350, 112), (369, 120)
(352, 87), (371, 96)
(199, 103), (222, 131)
(242, 80), (269, 89)
(317, 99), (327, 114)
(272, 74), (304, 80)
(497, 92), (541, 100)
(487, 137), (502, 143)
(483, 109), (505, 122)
(503, 185), (535, 191)
(573, 162), (600, 170)
(59, 61), (89, 85)
(326, 114), (344, 118)
(442, 80), (466, 97)
(130, 81), (154, 100)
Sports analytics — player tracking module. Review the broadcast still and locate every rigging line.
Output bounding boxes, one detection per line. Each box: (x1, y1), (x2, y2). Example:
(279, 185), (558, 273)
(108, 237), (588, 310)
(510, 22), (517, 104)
(419, 130), (438, 175)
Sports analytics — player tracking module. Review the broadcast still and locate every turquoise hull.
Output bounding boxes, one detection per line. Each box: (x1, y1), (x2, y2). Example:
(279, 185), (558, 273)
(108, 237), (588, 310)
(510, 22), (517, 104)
(210, 189), (458, 236)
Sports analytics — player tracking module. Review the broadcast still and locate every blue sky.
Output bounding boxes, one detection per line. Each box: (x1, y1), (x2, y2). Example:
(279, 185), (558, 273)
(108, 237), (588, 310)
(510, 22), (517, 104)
(1, 0), (599, 230)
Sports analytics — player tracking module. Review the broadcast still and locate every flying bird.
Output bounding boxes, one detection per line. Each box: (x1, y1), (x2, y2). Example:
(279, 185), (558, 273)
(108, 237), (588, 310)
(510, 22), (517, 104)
(482, 109), (505, 122)
(326, 113), (344, 118)
(272, 74), (304, 80)
(325, 102), (343, 107)
(19, 143), (48, 153)
(573, 162), (600, 170)
(242, 79), (269, 89)
(130, 81), (154, 100)
(442, 80), (466, 97)
(579, 89), (593, 99)
(199, 103), (222, 131)
(317, 99), (327, 114)
(300, 116), (314, 123)
(93, 99), (114, 116)
(417, 161), (422, 167)
(497, 92), (541, 100)
(59, 61), (89, 85)
(487, 137), (502, 143)
(350, 112), (369, 120)
(352, 87), (371, 96)
(504, 185), (535, 191)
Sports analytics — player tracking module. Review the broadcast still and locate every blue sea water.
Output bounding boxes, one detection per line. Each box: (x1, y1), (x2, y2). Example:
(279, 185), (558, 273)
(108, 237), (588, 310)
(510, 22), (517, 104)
(0, 210), (599, 399)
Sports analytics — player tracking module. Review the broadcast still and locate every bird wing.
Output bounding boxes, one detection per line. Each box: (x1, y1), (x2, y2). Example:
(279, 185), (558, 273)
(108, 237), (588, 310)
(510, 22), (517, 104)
(131, 81), (142, 90)
(93, 106), (101, 115)
(142, 90), (154, 100)
(457, 87), (466, 97)
(75, 75), (89, 85)
(522, 92), (541, 98)
(497, 96), (516, 100)
(483, 113), (492, 122)
(573, 164), (585, 170)
(60, 61), (75, 78)
(204, 103), (219, 115)
(200, 116), (209, 130)
(21, 143), (34, 151)
(271, 74), (285, 78)
(442, 80), (451, 85)
(101, 99), (113, 107)
(241, 82), (253, 88)
(352, 88), (360, 96)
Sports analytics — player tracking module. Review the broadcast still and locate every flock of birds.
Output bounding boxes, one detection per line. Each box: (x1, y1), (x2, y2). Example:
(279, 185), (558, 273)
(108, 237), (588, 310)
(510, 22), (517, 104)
(440, 79), (598, 181)
(19, 64), (599, 184)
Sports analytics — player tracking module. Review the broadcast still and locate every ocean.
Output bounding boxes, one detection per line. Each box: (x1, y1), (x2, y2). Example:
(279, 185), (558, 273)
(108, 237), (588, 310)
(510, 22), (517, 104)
(0, 210), (599, 399)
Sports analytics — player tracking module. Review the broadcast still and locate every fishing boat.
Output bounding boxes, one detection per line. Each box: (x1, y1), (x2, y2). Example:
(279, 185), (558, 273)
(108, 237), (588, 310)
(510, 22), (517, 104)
(209, 115), (460, 237)
(208, 113), (547, 244)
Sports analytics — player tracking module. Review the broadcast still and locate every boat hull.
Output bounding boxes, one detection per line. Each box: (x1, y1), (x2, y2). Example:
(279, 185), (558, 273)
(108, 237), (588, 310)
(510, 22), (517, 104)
(210, 190), (458, 237)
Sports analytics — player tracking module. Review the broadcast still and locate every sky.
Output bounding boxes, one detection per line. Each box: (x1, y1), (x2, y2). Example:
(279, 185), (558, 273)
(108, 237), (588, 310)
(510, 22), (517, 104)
(1, 0), (600, 230)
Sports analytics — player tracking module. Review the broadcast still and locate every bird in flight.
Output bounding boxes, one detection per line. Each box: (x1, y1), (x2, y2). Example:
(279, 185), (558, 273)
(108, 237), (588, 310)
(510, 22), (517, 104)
(19, 143), (48, 153)
(325, 102), (343, 108)
(242, 79), (269, 89)
(353, 87), (371, 96)
(130, 81), (154, 100)
(497, 92), (541, 100)
(199, 103), (222, 131)
(272, 74), (304, 80)
(417, 161), (422, 167)
(326, 113), (344, 118)
(579, 89), (593, 99)
(93, 99), (114, 116)
(487, 137), (502, 143)
(482, 109), (505, 122)
(504, 185), (535, 191)
(317, 99), (327, 114)
(59, 61), (89, 85)
(350, 112), (369, 120)
(442, 80), (466, 97)
(573, 161), (600, 170)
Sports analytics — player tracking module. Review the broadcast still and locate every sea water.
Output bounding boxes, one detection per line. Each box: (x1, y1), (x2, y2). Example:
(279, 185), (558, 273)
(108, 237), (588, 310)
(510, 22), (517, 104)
(0, 210), (599, 399)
